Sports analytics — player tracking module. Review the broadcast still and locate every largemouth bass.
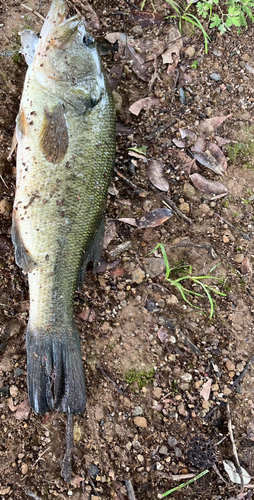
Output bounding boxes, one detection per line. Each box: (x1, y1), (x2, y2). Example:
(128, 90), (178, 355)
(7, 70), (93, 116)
(12, 0), (115, 415)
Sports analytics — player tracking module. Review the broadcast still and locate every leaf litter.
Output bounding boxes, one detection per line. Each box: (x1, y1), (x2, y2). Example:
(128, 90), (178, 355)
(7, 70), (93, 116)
(146, 159), (169, 191)
(119, 208), (172, 229)
(190, 173), (228, 196)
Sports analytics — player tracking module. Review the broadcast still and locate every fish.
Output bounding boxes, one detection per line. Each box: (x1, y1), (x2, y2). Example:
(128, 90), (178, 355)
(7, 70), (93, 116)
(11, 0), (116, 416)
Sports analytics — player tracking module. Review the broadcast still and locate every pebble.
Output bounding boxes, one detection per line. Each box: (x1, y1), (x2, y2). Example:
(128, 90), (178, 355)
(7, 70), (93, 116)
(109, 241), (131, 259)
(234, 254), (244, 264)
(210, 72), (221, 81)
(14, 367), (24, 377)
(134, 416), (147, 428)
(88, 463), (99, 478)
(179, 202), (190, 214)
(183, 182), (196, 199)
(137, 454), (144, 463)
(225, 360), (235, 372)
(165, 294), (179, 305)
(206, 107), (213, 117)
(179, 383), (189, 391)
(21, 463), (28, 475)
(94, 405), (104, 422)
(168, 436), (177, 447)
(132, 24), (143, 35)
(10, 385), (18, 397)
(195, 380), (203, 389)
(153, 387), (162, 399)
(133, 405), (144, 416)
(133, 440), (141, 450)
(181, 373), (192, 382)
(0, 198), (12, 215)
(213, 50), (222, 57)
(131, 267), (145, 284)
(156, 463), (164, 470)
(212, 383), (219, 391)
(143, 258), (165, 278)
(202, 401), (210, 409)
(199, 203), (210, 214)
(126, 441), (132, 451)
(175, 447), (182, 458)
(177, 402), (186, 416)
(159, 445), (168, 455)
(185, 46), (195, 57)
(112, 91), (122, 114)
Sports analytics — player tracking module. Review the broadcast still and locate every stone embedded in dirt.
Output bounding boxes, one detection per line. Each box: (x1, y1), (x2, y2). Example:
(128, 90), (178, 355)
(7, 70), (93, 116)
(180, 383), (189, 391)
(94, 405), (104, 422)
(181, 373), (192, 382)
(9, 385), (18, 397)
(143, 257), (165, 278)
(88, 463), (100, 478)
(165, 294), (179, 305)
(202, 401), (210, 409)
(159, 445), (168, 455)
(175, 447), (182, 457)
(21, 463), (28, 475)
(213, 49), (222, 57)
(126, 441), (132, 451)
(183, 182), (196, 199)
(185, 46), (195, 57)
(133, 440), (141, 450)
(225, 360), (235, 372)
(137, 454), (144, 463)
(0, 197), (12, 214)
(0, 358), (12, 372)
(153, 387), (162, 399)
(199, 203), (210, 215)
(134, 416), (147, 428)
(178, 201), (190, 213)
(206, 107), (213, 117)
(133, 405), (144, 416)
(131, 267), (145, 284)
(195, 380), (203, 389)
(0, 487), (11, 495)
(234, 253), (245, 263)
(177, 402), (186, 416)
(212, 383), (219, 391)
(168, 436), (177, 447)
(210, 73), (221, 81)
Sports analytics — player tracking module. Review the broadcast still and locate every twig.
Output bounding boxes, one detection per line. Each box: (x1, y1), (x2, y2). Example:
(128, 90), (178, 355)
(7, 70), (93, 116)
(61, 414), (74, 483)
(20, 3), (45, 20)
(89, 477), (101, 497)
(114, 168), (138, 190)
(27, 491), (43, 500)
(214, 435), (228, 446)
(214, 213), (251, 241)
(171, 473), (195, 481)
(171, 67), (180, 103)
(125, 479), (137, 500)
(231, 355), (254, 391)
(226, 401), (244, 492)
(146, 119), (177, 141)
(31, 446), (50, 469)
(0, 174), (8, 188)
(96, 364), (123, 394)
(162, 198), (192, 225)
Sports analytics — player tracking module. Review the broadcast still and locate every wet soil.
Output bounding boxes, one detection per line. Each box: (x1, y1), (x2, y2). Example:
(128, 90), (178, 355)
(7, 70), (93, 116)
(1, 1), (254, 499)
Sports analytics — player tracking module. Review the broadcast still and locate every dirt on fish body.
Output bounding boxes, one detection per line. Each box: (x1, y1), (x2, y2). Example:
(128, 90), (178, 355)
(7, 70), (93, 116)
(11, 0), (116, 415)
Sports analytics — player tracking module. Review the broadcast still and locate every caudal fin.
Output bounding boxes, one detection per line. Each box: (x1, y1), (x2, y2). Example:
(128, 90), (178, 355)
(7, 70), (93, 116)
(26, 322), (86, 415)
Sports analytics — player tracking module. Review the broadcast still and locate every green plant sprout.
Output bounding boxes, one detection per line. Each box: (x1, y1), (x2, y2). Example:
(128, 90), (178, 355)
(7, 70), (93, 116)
(124, 368), (155, 391)
(149, 243), (226, 318)
(155, 469), (209, 499)
(191, 60), (198, 69)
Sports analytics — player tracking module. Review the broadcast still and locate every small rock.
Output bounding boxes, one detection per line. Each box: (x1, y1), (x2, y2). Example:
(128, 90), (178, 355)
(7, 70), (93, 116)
(236, 362), (245, 372)
(143, 257), (165, 278)
(133, 405), (144, 416)
(159, 445), (168, 455)
(199, 203), (210, 214)
(153, 387), (162, 399)
(156, 462), (164, 470)
(179, 383), (189, 391)
(185, 46), (195, 57)
(0, 359), (12, 372)
(112, 91), (122, 114)
(179, 202), (190, 214)
(88, 463), (99, 478)
(205, 106), (213, 117)
(202, 401), (210, 409)
(177, 402), (186, 416)
(225, 360), (235, 372)
(134, 416), (147, 428)
(133, 440), (141, 450)
(132, 24), (143, 35)
(126, 441), (132, 451)
(213, 50), (222, 57)
(183, 182), (196, 199)
(170, 463), (179, 474)
(234, 254), (244, 264)
(212, 383), (219, 391)
(175, 447), (182, 457)
(195, 379), (203, 389)
(0, 487), (11, 495)
(0, 198), (12, 215)
(223, 234), (229, 243)
(165, 294), (179, 305)
(94, 405), (104, 422)
(109, 241), (131, 259)
(223, 386), (231, 395)
(137, 454), (144, 463)
(131, 267), (145, 284)
(210, 72), (221, 81)
(21, 463), (28, 475)
(181, 373), (192, 382)
(168, 436), (177, 447)
(229, 371), (235, 379)
(10, 385), (18, 397)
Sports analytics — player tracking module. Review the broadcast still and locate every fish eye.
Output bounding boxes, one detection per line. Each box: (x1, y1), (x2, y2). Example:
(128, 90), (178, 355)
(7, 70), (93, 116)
(83, 35), (95, 48)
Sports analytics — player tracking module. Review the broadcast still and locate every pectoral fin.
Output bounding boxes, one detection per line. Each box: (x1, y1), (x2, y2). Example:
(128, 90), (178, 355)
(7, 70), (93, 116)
(40, 103), (69, 163)
(11, 215), (37, 272)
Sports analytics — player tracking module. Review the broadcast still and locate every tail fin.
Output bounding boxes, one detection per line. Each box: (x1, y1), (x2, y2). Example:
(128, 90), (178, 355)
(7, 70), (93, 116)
(26, 322), (86, 415)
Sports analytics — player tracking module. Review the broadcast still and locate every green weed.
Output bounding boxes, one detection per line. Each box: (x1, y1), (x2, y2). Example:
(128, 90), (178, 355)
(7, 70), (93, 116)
(149, 243), (226, 318)
(124, 368), (155, 391)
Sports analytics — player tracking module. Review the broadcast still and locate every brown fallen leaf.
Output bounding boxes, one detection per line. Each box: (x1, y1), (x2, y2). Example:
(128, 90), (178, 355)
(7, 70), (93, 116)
(110, 267), (125, 277)
(15, 398), (30, 420)
(191, 137), (206, 153)
(215, 136), (233, 146)
(207, 142), (227, 174)
(179, 128), (197, 146)
(200, 379), (212, 401)
(108, 64), (123, 90)
(103, 221), (117, 249)
(241, 256), (252, 277)
(190, 173), (228, 195)
(172, 138), (185, 148)
(146, 159), (169, 191)
(198, 114), (232, 135)
(247, 419), (254, 441)
(71, 475), (85, 488)
(169, 149), (196, 174)
(129, 96), (160, 116)
(193, 150), (225, 175)
(129, 10), (165, 27)
(161, 26), (183, 66)
(157, 326), (169, 343)
(119, 208), (172, 229)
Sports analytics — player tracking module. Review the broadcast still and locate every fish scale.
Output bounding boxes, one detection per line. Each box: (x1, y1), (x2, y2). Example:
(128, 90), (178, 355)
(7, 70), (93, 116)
(12, 0), (115, 415)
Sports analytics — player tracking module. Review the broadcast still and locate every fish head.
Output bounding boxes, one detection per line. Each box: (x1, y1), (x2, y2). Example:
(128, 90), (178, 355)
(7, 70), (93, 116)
(33, 0), (104, 100)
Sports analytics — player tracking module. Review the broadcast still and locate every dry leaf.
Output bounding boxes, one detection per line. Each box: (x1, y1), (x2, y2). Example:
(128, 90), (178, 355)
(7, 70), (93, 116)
(191, 137), (206, 152)
(172, 138), (185, 148)
(15, 399), (30, 420)
(246, 419), (254, 441)
(7, 397), (15, 412)
(129, 97), (160, 116)
(179, 128), (197, 146)
(108, 64), (123, 90)
(129, 10), (165, 27)
(146, 160), (169, 191)
(157, 326), (169, 343)
(193, 150), (225, 175)
(103, 222), (117, 249)
(119, 208), (172, 229)
(161, 26), (183, 65)
(215, 136), (233, 146)
(207, 142), (227, 174)
(223, 460), (251, 485)
(198, 115), (232, 135)
(128, 150), (147, 160)
(190, 173), (228, 195)
(200, 378), (212, 401)
(241, 256), (252, 276)
(169, 149), (196, 174)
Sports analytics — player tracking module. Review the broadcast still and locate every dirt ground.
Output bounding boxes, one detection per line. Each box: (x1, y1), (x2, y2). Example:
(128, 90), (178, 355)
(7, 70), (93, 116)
(1, 0), (254, 499)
